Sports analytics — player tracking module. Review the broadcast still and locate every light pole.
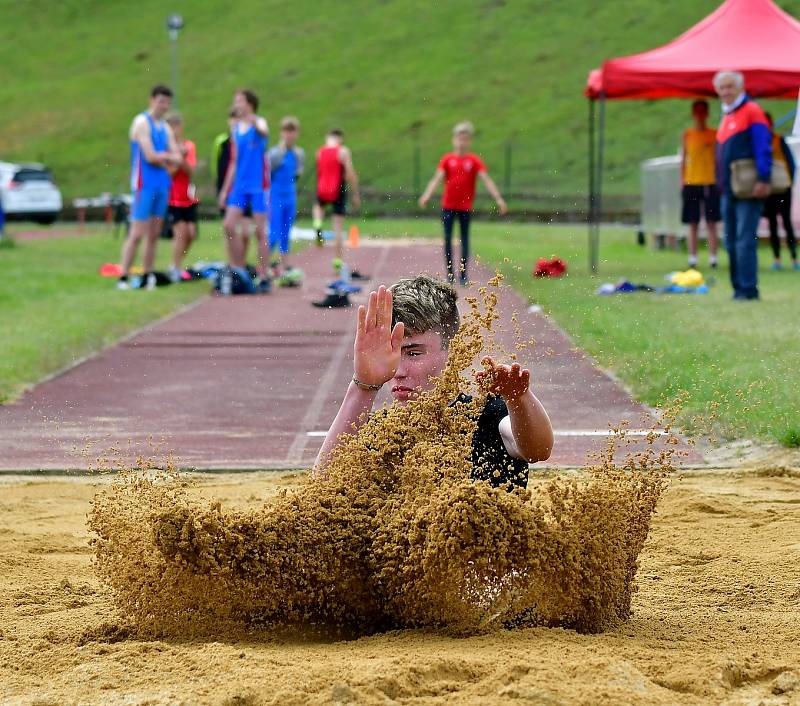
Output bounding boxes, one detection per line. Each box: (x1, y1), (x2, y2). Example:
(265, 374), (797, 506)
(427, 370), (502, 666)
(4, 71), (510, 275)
(166, 13), (184, 106)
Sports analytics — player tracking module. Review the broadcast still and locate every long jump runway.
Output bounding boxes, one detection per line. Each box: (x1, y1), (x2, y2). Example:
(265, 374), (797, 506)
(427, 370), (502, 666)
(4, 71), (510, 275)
(0, 241), (701, 471)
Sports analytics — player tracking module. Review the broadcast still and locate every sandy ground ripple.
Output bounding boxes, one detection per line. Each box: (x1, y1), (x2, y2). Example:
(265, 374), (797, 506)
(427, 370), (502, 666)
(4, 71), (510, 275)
(1, 464), (799, 706)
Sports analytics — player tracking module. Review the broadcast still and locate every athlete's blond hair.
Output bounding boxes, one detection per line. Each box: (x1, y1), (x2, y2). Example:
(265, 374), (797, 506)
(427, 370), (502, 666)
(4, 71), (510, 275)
(281, 116), (300, 130)
(452, 121), (475, 137)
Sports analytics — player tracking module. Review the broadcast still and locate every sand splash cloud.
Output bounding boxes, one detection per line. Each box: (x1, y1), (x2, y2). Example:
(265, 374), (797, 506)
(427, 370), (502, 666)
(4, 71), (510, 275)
(88, 277), (674, 638)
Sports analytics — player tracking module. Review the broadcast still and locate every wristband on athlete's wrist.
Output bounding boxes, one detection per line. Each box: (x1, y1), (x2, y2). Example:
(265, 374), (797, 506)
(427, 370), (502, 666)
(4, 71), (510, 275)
(352, 376), (382, 391)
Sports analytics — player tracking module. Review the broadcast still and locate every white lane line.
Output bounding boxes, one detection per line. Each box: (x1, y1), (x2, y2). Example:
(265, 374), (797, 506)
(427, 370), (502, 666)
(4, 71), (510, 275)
(306, 429), (668, 438)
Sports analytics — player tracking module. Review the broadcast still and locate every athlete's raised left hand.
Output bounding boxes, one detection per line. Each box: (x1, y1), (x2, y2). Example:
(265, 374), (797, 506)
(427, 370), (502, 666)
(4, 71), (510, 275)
(475, 356), (530, 402)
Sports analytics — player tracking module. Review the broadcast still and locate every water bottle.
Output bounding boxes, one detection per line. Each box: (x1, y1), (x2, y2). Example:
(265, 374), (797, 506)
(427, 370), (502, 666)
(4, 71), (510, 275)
(220, 267), (233, 296)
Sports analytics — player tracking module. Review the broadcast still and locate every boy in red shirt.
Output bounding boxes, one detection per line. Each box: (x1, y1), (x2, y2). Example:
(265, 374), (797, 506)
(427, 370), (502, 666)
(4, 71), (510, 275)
(419, 121), (507, 285)
(312, 128), (361, 265)
(166, 113), (199, 282)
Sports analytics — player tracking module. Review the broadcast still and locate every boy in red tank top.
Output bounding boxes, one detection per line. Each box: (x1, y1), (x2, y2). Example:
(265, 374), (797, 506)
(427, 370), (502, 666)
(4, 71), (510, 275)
(419, 121), (507, 285)
(312, 129), (361, 268)
(166, 113), (199, 282)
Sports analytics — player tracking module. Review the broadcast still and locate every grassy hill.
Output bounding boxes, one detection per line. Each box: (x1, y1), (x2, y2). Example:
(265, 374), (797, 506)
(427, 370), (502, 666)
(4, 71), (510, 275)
(2, 0), (798, 205)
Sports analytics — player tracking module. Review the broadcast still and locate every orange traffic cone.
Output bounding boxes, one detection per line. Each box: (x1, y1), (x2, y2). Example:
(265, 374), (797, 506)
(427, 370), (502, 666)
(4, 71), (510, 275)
(348, 224), (360, 248)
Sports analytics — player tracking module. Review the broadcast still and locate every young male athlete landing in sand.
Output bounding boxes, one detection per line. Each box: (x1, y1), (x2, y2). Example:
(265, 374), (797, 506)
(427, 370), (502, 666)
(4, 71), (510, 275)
(316, 275), (553, 487)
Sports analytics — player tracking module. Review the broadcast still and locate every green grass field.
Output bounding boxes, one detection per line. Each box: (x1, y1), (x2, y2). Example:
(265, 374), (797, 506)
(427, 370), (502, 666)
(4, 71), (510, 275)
(1, 218), (797, 447)
(0, 224), (224, 403)
(2, 0), (799, 203)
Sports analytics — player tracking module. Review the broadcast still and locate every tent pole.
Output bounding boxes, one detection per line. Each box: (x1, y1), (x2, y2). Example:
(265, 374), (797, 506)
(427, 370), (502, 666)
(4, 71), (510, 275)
(588, 98), (596, 273)
(592, 93), (606, 274)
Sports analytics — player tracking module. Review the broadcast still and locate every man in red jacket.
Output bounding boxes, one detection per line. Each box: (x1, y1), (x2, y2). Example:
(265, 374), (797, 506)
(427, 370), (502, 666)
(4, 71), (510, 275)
(714, 70), (772, 300)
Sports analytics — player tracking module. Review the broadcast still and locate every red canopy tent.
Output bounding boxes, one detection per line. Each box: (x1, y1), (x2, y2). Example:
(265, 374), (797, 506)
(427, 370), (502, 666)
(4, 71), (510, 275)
(584, 0), (800, 270)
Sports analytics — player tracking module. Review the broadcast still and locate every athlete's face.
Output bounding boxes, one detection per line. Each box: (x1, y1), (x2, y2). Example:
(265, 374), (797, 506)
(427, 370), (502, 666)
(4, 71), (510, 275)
(150, 94), (172, 119)
(233, 93), (252, 117)
(282, 126), (298, 146)
(452, 131), (472, 153)
(389, 330), (449, 405)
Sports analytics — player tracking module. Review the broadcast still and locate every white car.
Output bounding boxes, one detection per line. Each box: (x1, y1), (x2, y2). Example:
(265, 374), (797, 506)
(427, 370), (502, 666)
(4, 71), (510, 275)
(0, 161), (63, 224)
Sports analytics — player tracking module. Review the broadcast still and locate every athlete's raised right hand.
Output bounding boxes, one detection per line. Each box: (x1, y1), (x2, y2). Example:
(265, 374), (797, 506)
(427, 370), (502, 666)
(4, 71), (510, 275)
(353, 286), (405, 388)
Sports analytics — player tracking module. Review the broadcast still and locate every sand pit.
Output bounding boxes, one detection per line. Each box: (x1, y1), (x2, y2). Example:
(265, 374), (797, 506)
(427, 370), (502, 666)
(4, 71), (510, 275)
(1, 464), (799, 705)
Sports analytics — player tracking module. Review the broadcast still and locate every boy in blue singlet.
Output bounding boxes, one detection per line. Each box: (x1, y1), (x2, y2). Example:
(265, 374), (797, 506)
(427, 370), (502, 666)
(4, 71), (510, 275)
(118, 85), (181, 290)
(218, 89), (271, 293)
(268, 116), (305, 283)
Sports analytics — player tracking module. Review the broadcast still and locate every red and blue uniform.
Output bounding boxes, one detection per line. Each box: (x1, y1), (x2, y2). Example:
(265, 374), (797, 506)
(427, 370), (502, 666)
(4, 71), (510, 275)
(226, 123), (268, 214)
(130, 113), (171, 221)
(716, 97), (772, 194)
(716, 95), (772, 300)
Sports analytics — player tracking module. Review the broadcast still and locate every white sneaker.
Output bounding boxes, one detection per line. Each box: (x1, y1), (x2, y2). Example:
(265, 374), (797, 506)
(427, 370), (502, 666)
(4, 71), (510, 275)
(145, 273), (157, 290)
(116, 279), (131, 291)
(168, 267), (182, 283)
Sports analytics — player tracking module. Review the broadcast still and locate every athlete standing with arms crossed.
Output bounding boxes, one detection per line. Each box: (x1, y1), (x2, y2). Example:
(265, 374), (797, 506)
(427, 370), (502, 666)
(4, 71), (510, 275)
(218, 89), (271, 292)
(118, 85), (181, 290)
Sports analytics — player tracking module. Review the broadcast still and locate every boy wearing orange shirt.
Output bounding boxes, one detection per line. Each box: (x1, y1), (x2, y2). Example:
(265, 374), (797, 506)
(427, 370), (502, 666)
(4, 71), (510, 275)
(681, 100), (720, 268)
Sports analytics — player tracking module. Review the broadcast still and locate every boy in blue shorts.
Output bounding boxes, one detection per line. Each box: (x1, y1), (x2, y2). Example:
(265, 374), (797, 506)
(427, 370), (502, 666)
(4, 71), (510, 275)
(118, 85), (181, 290)
(218, 89), (271, 292)
(268, 116), (305, 283)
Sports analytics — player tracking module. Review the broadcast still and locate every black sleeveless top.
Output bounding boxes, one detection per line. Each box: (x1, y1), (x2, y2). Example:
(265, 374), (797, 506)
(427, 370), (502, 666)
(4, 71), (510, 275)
(453, 394), (530, 490)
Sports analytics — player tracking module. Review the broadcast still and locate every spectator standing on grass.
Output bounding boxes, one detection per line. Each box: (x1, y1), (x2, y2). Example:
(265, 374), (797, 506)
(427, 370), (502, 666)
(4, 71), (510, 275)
(763, 112), (798, 270)
(681, 99), (720, 269)
(165, 113), (199, 282)
(714, 70), (772, 301)
(118, 85), (181, 291)
(418, 122), (507, 286)
(217, 89), (271, 293)
(268, 116), (305, 280)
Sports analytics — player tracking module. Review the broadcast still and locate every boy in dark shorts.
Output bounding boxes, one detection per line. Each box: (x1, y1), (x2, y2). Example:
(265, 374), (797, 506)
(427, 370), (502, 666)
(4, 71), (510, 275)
(419, 122), (507, 285)
(315, 274), (553, 487)
(763, 112), (798, 270)
(681, 100), (720, 268)
(312, 129), (361, 271)
(165, 113), (199, 282)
